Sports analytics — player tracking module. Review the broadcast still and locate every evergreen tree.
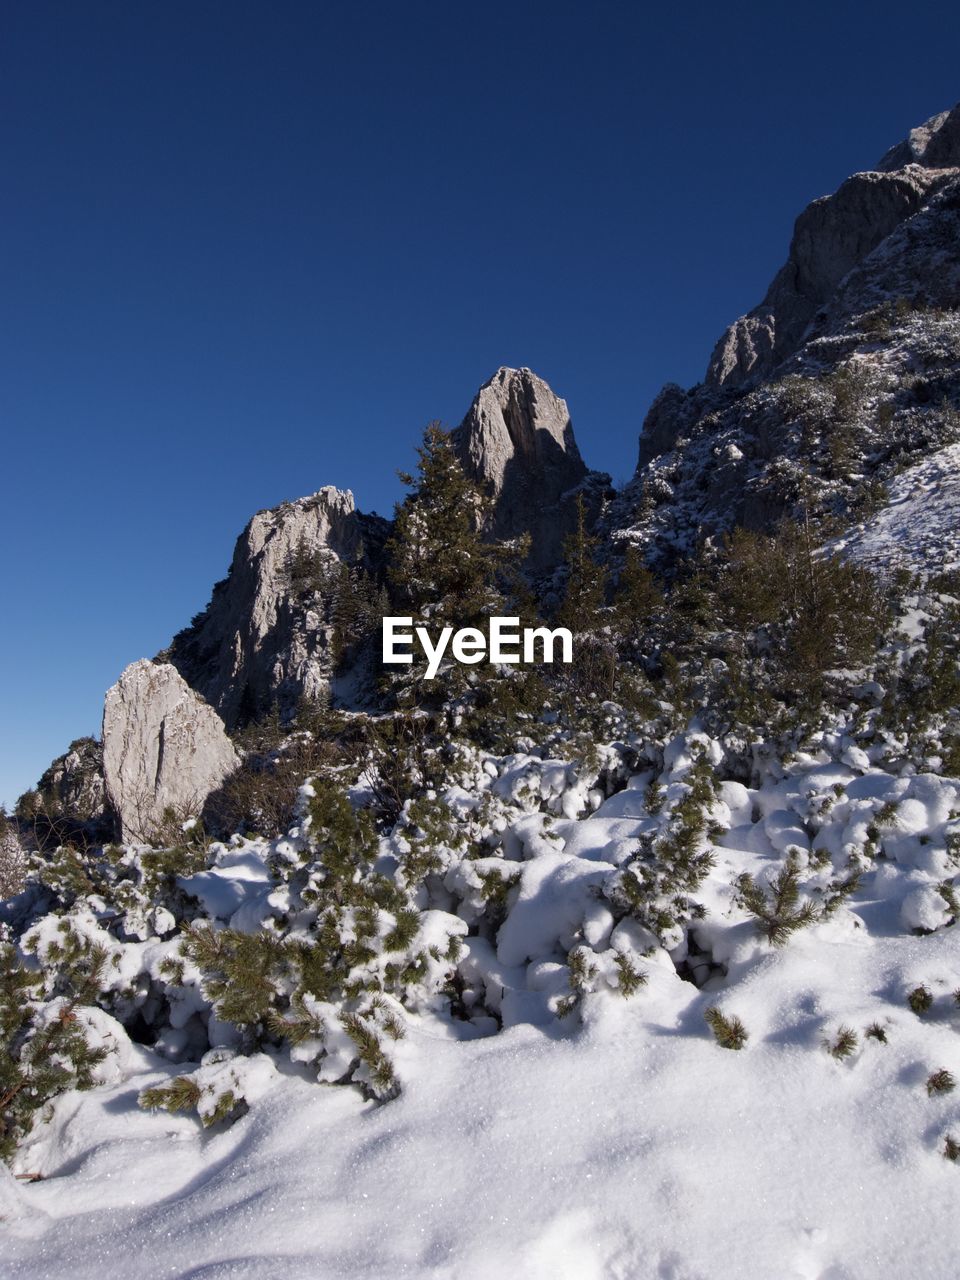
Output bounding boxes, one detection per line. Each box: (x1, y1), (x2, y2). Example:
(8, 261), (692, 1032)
(558, 494), (608, 632)
(555, 494), (614, 698)
(385, 423), (515, 626)
(329, 562), (389, 671)
(736, 856), (817, 946)
(704, 1006), (748, 1050)
(0, 943), (110, 1162)
(612, 546), (663, 652)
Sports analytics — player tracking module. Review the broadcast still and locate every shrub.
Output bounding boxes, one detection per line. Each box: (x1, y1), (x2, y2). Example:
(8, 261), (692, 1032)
(908, 985), (934, 1016)
(0, 943), (111, 1162)
(736, 857), (817, 946)
(704, 1006), (748, 1049)
(927, 1068), (956, 1096)
(824, 1026), (858, 1060)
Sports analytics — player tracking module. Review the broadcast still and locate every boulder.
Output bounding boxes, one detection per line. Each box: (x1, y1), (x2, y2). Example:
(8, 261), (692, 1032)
(103, 660), (239, 842)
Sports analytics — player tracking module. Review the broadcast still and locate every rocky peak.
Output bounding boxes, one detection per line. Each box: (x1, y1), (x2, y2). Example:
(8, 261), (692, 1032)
(705, 105), (960, 393)
(167, 486), (388, 729)
(613, 104), (960, 567)
(102, 660), (239, 843)
(876, 102), (960, 172)
(453, 366), (608, 569)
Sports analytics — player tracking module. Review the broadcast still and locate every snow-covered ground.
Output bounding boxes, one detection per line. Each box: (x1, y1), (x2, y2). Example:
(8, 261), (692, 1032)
(6, 928), (960, 1280)
(837, 442), (960, 575)
(6, 749), (960, 1278)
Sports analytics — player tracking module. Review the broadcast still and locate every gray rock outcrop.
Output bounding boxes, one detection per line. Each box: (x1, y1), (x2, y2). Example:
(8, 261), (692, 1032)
(876, 102), (960, 172)
(36, 737), (106, 826)
(103, 660), (239, 842)
(706, 105), (960, 393)
(706, 165), (953, 390)
(167, 486), (388, 728)
(609, 103), (960, 567)
(453, 367), (609, 569)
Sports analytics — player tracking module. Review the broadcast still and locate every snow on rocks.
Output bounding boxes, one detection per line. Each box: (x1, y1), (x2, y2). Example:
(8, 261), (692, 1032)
(836, 441), (960, 575)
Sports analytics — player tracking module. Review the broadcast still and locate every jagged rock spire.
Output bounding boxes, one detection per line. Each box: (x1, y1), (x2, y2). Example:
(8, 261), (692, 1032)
(167, 486), (387, 728)
(876, 102), (960, 172)
(453, 366), (606, 570)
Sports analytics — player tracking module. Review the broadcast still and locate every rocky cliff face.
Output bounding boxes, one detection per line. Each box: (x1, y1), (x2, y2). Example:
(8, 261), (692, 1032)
(610, 103), (960, 567)
(102, 660), (239, 842)
(453, 367), (610, 570)
(36, 737), (106, 827)
(166, 487), (388, 729)
(706, 105), (960, 393)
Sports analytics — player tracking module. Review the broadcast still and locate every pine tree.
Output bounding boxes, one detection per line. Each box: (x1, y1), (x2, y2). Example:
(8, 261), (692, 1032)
(385, 423), (514, 627)
(558, 493), (608, 632)
(169, 776), (462, 1108)
(736, 856), (817, 946)
(0, 943), (110, 1162)
(927, 1068), (956, 1096)
(555, 493), (614, 699)
(704, 1006), (748, 1049)
(908, 985), (934, 1015)
(824, 1026), (858, 1060)
(612, 546), (663, 652)
(330, 563), (389, 671)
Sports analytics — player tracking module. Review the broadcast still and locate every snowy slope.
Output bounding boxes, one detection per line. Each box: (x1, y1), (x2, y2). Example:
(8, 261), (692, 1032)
(6, 755), (960, 1279)
(837, 442), (960, 575)
(5, 935), (960, 1280)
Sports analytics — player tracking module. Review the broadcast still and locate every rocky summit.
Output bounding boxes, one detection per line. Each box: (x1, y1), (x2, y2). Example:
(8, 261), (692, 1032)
(453, 366), (610, 569)
(707, 104), (960, 393)
(608, 103), (960, 567)
(166, 486), (388, 730)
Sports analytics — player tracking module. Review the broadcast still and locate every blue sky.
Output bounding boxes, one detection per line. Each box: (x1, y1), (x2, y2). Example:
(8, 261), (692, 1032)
(2, 0), (959, 807)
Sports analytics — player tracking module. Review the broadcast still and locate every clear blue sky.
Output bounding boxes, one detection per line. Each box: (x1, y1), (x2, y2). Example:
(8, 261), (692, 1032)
(2, 0), (959, 807)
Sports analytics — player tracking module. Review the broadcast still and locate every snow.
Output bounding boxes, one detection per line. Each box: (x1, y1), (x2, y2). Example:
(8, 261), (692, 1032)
(179, 841), (274, 926)
(6, 921), (960, 1279)
(837, 442), (960, 575)
(6, 747), (960, 1277)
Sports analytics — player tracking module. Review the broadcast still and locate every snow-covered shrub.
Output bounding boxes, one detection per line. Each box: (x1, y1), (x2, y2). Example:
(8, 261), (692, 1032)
(0, 942), (112, 1161)
(140, 1049), (279, 1127)
(735, 857), (818, 947)
(141, 777), (467, 1115)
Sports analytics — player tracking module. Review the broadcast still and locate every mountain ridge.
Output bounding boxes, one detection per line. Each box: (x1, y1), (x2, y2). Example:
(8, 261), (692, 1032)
(16, 100), (960, 837)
